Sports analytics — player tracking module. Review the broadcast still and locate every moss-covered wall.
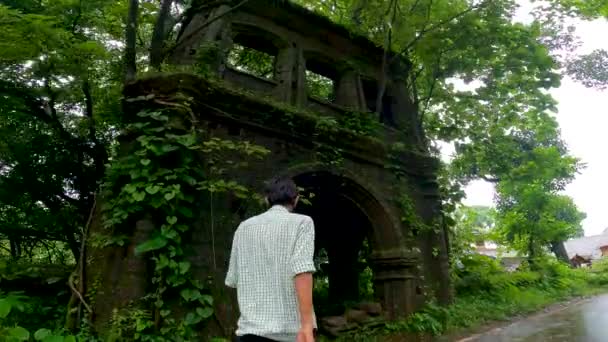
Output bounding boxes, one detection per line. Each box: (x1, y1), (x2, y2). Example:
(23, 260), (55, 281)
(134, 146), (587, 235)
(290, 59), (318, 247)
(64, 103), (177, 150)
(85, 73), (449, 339)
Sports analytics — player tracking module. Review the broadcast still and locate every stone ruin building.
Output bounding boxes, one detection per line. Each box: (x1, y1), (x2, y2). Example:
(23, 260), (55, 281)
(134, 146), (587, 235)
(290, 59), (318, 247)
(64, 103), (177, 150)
(86, 0), (451, 338)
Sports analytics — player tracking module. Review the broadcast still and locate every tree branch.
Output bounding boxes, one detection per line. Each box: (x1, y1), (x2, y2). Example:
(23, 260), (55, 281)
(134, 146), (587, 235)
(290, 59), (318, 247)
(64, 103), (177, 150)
(150, 0), (175, 70)
(124, 0), (139, 83)
(71, 0), (83, 34)
(395, 0), (489, 60)
(76, 195), (96, 325)
(375, 0), (398, 121)
(82, 79), (108, 183)
(481, 175), (500, 183)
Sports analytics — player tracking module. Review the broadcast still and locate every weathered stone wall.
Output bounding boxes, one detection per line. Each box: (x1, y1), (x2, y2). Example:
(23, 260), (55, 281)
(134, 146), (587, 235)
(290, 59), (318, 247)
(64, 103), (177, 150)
(85, 1), (451, 339)
(84, 73), (448, 338)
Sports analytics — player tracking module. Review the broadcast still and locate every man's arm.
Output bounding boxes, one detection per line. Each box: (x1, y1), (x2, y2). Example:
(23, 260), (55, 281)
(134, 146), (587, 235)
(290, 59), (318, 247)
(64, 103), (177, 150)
(290, 217), (316, 330)
(295, 272), (314, 328)
(225, 231), (239, 288)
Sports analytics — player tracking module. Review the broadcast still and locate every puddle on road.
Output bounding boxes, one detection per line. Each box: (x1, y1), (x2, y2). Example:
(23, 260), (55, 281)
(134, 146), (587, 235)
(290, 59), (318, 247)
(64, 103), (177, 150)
(467, 294), (608, 342)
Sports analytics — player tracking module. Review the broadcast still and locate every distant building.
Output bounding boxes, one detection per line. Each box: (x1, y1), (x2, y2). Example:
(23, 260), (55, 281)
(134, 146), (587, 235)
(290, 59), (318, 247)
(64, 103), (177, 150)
(474, 241), (522, 271)
(564, 228), (608, 266)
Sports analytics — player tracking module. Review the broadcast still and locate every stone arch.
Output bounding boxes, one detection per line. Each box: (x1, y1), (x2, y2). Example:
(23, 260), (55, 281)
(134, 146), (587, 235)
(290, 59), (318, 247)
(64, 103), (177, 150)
(231, 22), (289, 54)
(287, 166), (403, 253)
(284, 165), (418, 318)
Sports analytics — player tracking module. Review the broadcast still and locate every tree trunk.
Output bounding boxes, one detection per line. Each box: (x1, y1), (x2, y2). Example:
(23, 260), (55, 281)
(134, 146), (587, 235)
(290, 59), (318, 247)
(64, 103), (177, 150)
(124, 0), (139, 83)
(82, 79), (108, 186)
(66, 234), (81, 263)
(9, 238), (21, 259)
(527, 236), (537, 266)
(551, 241), (570, 264)
(149, 0), (174, 70)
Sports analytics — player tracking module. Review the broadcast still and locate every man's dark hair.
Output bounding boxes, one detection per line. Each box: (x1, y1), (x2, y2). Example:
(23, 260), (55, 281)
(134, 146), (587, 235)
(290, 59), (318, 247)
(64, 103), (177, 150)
(264, 176), (298, 206)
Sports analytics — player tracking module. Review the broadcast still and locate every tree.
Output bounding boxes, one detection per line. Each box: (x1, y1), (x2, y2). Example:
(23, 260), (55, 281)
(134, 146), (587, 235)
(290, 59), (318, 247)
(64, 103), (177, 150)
(496, 184), (585, 262)
(0, 0), (121, 260)
(540, 0), (608, 88)
(451, 113), (585, 261)
(450, 205), (496, 260)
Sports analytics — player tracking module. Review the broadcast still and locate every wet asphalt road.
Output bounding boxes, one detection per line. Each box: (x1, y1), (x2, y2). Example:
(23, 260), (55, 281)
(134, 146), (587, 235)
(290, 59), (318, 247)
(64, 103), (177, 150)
(465, 294), (608, 342)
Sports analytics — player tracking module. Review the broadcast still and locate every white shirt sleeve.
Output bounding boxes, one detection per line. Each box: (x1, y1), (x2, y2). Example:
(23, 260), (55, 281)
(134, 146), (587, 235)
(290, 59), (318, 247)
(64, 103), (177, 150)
(290, 217), (316, 276)
(225, 231), (239, 288)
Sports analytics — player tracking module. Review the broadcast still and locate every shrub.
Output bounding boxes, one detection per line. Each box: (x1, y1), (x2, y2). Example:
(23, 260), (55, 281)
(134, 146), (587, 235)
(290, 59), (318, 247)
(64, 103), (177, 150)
(0, 291), (77, 342)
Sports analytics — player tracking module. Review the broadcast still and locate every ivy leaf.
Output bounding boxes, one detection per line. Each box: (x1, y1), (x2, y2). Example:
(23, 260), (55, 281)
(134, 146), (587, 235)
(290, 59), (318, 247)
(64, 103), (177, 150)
(135, 236), (168, 255)
(166, 216), (178, 225)
(160, 309), (171, 317)
(184, 312), (202, 325)
(164, 192), (175, 201)
(200, 294), (214, 305)
(178, 206), (193, 218)
(132, 192), (146, 202)
(140, 159), (151, 166)
(145, 185), (161, 194)
(129, 169), (141, 179)
(196, 307), (213, 319)
(7, 326), (30, 340)
(178, 261), (191, 274)
(0, 298), (11, 318)
(180, 288), (201, 302)
(33, 328), (51, 340)
(123, 183), (137, 194)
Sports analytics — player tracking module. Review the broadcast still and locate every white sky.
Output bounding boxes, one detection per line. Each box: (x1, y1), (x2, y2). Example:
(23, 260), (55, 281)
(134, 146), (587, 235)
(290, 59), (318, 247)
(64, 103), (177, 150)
(446, 2), (608, 237)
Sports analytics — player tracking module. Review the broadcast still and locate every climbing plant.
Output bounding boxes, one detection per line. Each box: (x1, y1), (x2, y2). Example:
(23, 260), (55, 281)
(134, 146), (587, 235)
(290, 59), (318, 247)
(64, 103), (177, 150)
(100, 106), (269, 340)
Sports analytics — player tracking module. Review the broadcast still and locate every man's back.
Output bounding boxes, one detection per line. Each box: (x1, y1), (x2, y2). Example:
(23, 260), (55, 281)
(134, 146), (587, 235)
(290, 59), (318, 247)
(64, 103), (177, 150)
(226, 205), (316, 341)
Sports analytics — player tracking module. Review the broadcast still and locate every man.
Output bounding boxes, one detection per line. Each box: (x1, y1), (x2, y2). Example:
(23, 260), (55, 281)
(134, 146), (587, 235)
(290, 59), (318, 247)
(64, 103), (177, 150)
(225, 176), (316, 342)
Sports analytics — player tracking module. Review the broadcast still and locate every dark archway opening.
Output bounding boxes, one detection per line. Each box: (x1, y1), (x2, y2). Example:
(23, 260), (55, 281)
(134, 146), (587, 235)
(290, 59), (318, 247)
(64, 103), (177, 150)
(293, 172), (375, 316)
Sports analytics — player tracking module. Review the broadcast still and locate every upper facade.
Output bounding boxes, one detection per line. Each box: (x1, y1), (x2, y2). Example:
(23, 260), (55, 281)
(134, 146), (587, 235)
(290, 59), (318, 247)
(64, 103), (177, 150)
(170, 0), (421, 146)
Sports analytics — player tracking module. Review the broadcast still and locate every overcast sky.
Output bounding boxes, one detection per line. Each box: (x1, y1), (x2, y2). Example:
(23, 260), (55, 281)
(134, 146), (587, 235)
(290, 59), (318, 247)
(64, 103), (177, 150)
(446, 2), (608, 237)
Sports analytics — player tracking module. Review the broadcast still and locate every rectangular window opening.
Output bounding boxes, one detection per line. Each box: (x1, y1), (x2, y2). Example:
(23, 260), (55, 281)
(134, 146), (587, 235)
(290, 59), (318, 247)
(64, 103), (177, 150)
(306, 70), (335, 103)
(227, 44), (276, 80)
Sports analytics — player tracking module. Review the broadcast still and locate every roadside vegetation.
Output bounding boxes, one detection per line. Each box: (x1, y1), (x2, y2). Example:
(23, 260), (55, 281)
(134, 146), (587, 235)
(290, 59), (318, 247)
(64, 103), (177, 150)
(328, 257), (608, 341)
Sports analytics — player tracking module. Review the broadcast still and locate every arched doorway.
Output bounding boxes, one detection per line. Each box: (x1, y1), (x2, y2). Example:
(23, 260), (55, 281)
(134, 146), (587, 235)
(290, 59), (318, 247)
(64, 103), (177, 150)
(291, 170), (411, 316)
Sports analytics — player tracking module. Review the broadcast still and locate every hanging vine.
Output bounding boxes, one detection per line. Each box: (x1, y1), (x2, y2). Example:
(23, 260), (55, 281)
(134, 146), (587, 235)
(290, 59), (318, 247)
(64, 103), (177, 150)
(100, 105), (269, 341)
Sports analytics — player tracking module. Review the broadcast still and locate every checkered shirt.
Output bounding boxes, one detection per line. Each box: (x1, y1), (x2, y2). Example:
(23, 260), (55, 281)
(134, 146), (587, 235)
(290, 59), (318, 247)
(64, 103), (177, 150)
(225, 205), (317, 341)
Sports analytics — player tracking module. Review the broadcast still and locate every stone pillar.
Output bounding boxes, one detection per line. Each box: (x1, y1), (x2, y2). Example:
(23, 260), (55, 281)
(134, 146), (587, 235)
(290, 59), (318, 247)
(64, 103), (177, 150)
(369, 249), (418, 319)
(294, 47), (307, 107)
(273, 45), (297, 103)
(335, 70), (366, 111)
(417, 179), (452, 306)
(386, 58), (425, 145)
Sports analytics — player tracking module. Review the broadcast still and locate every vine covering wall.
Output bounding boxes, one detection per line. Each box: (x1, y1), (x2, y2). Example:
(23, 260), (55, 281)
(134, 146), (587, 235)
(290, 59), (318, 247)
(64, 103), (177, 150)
(88, 94), (269, 340)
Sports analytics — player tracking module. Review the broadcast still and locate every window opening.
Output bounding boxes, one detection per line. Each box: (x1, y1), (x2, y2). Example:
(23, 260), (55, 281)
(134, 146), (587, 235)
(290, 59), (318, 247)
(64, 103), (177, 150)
(306, 70), (335, 102)
(227, 44), (276, 80)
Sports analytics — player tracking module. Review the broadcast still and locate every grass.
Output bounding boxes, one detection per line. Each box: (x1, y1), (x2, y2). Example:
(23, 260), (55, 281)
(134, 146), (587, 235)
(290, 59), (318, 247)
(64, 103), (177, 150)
(323, 256), (608, 341)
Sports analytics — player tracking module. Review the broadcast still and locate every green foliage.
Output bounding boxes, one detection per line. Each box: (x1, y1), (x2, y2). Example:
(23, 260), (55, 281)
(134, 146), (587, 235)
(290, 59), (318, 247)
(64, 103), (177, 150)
(228, 44), (275, 79)
(0, 0), (119, 262)
(369, 255), (607, 338)
(398, 194), (428, 235)
(2, 0), (604, 340)
(101, 108), (268, 340)
(0, 292), (76, 342)
(495, 184), (585, 259)
(306, 71), (334, 101)
(449, 205), (496, 261)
